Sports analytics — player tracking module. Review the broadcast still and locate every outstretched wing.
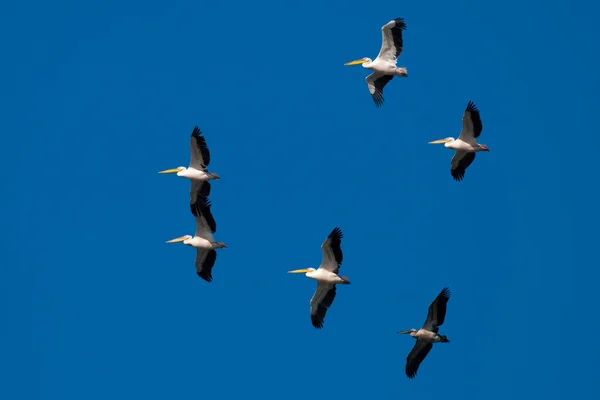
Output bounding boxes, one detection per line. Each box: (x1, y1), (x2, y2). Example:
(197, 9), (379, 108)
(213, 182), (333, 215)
(189, 126), (211, 170)
(190, 181), (212, 216)
(376, 18), (407, 63)
(366, 73), (394, 108)
(458, 101), (483, 141)
(405, 340), (433, 379)
(193, 195), (217, 235)
(422, 287), (451, 332)
(310, 283), (336, 329)
(195, 249), (217, 282)
(320, 227), (343, 273)
(450, 151), (476, 182)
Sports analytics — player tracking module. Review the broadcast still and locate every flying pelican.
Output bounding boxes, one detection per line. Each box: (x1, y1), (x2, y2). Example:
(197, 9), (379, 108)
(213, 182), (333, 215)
(428, 101), (488, 182)
(166, 193), (227, 283)
(288, 227), (350, 328)
(159, 126), (220, 203)
(344, 18), (408, 107)
(398, 287), (451, 379)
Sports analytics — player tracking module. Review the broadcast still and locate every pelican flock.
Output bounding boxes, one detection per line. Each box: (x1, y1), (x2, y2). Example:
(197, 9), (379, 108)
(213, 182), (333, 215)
(345, 18), (408, 107)
(156, 15), (496, 386)
(161, 126), (226, 282)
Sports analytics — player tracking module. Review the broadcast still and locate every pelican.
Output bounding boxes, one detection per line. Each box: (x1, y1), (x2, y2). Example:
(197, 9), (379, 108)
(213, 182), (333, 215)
(159, 126), (220, 204)
(398, 287), (451, 379)
(428, 101), (488, 182)
(166, 193), (227, 282)
(344, 18), (408, 107)
(288, 227), (350, 328)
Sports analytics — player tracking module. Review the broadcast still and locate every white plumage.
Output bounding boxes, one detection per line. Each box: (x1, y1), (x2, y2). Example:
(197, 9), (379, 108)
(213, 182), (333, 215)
(288, 227), (350, 328)
(345, 18), (408, 107)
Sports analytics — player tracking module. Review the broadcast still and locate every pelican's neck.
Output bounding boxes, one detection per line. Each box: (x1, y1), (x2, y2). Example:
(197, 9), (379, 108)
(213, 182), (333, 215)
(445, 139), (458, 149)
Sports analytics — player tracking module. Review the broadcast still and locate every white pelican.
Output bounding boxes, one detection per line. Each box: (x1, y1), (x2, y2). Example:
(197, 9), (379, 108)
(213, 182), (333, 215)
(428, 101), (488, 182)
(159, 126), (220, 204)
(397, 287), (451, 379)
(344, 18), (408, 107)
(166, 193), (227, 282)
(288, 227), (350, 328)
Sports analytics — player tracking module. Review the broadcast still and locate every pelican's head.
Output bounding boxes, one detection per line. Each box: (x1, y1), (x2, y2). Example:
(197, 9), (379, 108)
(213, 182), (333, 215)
(397, 329), (418, 336)
(288, 268), (316, 276)
(344, 57), (372, 67)
(159, 166), (186, 175)
(166, 235), (193, 245)
(428, 137), (454, 147)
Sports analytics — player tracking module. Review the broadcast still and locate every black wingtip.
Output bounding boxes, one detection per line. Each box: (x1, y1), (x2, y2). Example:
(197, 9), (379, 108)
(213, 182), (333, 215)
(451, 170), (465, 182)
(393, 18), (407, 30)
(311, 320), (325, 329)
(439, 287), (451, 300)
(465, 101), (479, 113)
(197, 271), (213, 283)
(191, 126), (202, 137)
(191, 194), (212, 216)
(330, 227), (344, 240)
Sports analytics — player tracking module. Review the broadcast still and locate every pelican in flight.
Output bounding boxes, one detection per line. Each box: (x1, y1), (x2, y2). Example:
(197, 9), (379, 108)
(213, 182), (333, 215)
(428, 101), (488, 181)
(344, 18), (408, 107)
(288, 227), (350, 328)
(166, 193), (227, 283)
(398, 287), (451, 379)
(159, 126), (220, 203)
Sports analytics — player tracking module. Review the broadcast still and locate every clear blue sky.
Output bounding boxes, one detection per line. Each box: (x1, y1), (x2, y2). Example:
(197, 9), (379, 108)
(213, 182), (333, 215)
(2, 0), (600, 399)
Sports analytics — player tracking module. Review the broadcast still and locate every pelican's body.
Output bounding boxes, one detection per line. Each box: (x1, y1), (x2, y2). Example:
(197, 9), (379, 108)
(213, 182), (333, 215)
(159, 126), (220, 202)
(429, 101), (489, 181)
(398, 287), (451, 379)
(288, 227), (350, 328)
(345, 18), (408, 107)
(166, 191), (227, 283)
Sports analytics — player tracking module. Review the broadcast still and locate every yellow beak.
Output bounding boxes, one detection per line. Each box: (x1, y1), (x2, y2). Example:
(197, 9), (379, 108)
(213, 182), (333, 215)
(428, 138), (453, 144)
(344, 59), (368, 66)
(166, 236), (187, 243)
(158, 168), (180, 174)
(288, 269), (311, 274)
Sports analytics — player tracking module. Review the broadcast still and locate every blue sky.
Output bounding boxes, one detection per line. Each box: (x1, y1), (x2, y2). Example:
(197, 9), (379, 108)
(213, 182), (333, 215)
(2, 0), (600, 398)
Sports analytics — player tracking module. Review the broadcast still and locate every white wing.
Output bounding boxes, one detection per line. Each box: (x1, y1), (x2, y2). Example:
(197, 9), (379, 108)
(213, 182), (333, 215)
(366, 72), (394, 108)
(319, 227), (343, 273)
(375, 18), (406, 64)
(309, 283), (336, 329)
(189, 126), (211, 170)
(458, 101), (483, 142)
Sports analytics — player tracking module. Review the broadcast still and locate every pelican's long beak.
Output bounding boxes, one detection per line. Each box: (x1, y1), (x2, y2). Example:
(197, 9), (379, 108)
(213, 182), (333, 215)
(397, 330), (412, 335)
(166, 236), (187, 243)
(158, 168), (181, 174)
(288, 269), (311, 274)
(344, 59), (368, 66)
(428, 138), (453, 145)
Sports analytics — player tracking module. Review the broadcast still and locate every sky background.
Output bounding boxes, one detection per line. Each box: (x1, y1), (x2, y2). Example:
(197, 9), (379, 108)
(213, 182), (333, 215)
(2, 0), (600, 399)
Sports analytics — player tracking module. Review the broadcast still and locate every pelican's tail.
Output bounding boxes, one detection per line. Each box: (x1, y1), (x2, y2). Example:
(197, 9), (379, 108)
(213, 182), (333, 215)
(438, 335), (450, 343)
(340, 276), (351, 284)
